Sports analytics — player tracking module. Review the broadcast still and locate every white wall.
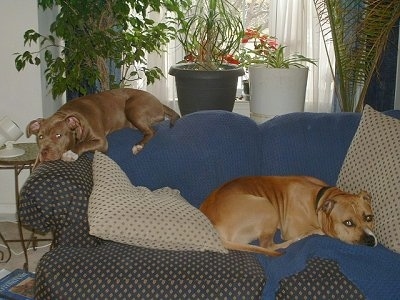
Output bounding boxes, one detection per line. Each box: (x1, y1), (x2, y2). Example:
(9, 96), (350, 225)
(0, 0), (60, 217)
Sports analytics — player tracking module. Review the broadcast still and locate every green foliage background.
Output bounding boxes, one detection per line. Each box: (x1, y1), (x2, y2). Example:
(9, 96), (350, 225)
(15, 0), (191, 98)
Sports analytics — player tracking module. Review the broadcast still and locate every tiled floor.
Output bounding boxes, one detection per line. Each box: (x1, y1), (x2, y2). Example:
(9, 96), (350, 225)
(0, 222), (52, 272)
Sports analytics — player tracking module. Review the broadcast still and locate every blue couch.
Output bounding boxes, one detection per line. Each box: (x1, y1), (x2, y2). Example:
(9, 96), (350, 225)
(20, 110), (400, 299)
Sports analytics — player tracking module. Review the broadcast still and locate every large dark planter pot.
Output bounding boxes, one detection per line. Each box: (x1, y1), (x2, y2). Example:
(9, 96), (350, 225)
(169, 63), (245, 115)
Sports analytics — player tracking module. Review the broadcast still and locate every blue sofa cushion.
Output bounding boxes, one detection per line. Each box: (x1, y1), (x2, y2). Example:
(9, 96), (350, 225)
(260, 112), (361, 185)
(106, 110), (263, 208)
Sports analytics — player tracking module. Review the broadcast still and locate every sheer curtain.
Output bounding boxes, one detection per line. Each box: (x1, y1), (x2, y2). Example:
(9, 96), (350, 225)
(146, 1), (335, 113)
(270, 0), (334, 112)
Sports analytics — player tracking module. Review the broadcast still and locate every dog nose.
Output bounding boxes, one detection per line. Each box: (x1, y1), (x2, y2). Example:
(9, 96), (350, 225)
(40, 149), (49, 158)
(363, 234), (377, 247)
(40, 148), (53, 161)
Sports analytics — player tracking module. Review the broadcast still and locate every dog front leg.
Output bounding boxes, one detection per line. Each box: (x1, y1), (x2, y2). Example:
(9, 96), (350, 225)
(131, 126), (154, 155)
(62, 150), (79, 161)
(65, 139), (108, 161)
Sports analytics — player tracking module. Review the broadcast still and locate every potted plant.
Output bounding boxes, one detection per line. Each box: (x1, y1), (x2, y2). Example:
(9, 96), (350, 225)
(168, 0), (245, 115)
(236, 27), (317, 123)
(14, 0), (190, 99)
(313, 0), (400, 112)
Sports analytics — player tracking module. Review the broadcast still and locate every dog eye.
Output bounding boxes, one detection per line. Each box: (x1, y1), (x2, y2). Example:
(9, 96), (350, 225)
(343, 220), (354, 227)
(38, 135), (43, 139)
(55, 134), (62, 139)
(365, 215), (374, 222)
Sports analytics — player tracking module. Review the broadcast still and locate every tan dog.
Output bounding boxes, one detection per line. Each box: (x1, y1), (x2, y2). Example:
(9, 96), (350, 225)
(27, 88), (179, 165)
(200, 176), (377, 256)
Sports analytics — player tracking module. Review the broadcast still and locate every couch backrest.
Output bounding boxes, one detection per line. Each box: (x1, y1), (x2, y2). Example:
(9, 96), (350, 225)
(259, 112), (361, 185)
(107, 110), (263, 208)
(107, 109), (400, 206)
(260, 110), (400, 185)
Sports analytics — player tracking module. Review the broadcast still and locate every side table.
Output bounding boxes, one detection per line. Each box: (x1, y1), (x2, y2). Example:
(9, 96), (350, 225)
(0, 143), (50, 270)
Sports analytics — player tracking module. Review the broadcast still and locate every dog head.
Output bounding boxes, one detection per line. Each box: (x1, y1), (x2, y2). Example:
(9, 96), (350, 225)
(317, 189), (377, 247)
(27, 115), (83, 163)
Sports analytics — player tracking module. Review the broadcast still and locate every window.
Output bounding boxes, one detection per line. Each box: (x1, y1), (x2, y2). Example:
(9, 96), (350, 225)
(233, 0), (270, 30)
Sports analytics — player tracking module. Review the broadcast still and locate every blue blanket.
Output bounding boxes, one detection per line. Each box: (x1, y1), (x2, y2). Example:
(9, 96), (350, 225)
(257, 235), (400, 299)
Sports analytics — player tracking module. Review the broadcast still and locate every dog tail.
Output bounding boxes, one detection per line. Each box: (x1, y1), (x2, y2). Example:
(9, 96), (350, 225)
(222, 240), (282, 257)
(163, 105), (180, 127)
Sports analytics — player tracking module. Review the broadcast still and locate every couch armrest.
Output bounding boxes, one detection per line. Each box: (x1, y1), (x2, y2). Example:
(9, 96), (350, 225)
(19, 154), (101, 248)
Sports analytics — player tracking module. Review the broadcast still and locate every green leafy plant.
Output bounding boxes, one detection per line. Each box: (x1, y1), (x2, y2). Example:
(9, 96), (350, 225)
(14, 0), (190, 98)
(177, 0), (244, 70)
(314, 0), (400, 112)
(236, 27), (316, 69)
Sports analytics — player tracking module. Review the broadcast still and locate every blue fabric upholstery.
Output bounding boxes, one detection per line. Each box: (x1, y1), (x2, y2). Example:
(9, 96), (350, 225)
(259, 235), (400, 299)
(260, 110), (400, 185)
(260, 112), (361, 184)
(106, 110), (263, 208)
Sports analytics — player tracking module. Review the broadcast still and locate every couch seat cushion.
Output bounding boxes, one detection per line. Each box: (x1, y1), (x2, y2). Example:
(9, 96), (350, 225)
(35, 242), (265, 299)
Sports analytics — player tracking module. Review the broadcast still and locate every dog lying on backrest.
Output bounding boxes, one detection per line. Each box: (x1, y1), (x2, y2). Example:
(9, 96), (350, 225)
(27, 88), (180, 166)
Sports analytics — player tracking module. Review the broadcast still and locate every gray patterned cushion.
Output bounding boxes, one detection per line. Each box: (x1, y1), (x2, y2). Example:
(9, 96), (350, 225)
(88, 151), (227, 253)
(276, 258), (364, 299)
(35, 241), (266, 299)
(337, 105), (400, 253)
(19, 154), (100, 248)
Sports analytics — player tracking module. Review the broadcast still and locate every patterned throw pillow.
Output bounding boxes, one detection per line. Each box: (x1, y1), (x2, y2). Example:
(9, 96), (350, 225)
(337, 105), (400, 253)
(88, 151), (228, 253)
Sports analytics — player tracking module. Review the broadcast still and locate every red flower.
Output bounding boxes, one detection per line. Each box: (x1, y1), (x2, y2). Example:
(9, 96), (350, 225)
(234, 27), (282, 67)
(268, 39), (279, 49)
(223, 54), (240, 65)
(184, 53), (196, 62)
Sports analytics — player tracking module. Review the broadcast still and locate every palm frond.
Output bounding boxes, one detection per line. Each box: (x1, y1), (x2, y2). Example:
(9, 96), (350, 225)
(314, 0), (400, 112)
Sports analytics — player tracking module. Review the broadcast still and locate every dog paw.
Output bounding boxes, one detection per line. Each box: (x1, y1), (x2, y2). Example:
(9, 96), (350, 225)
(62, 150), (79, 161)
(132, 144), (143, 155)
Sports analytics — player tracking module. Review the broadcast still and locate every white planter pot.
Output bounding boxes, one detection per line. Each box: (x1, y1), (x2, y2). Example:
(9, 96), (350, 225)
(248, 66), (309, 123)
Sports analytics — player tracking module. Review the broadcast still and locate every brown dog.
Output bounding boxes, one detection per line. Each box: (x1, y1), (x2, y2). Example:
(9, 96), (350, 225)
(27, 88), (179, 165)
(200, 176), (377, 256)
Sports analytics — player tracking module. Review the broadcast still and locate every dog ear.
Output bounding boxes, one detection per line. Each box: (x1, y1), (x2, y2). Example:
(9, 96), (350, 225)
(318, 199), (336, 215)
(359, 190), (372, 202)
(317, 200), (336, 237)
(65, 116), (80, 130)
(26, 118), (44, 137)
(65, 116), (83, 139)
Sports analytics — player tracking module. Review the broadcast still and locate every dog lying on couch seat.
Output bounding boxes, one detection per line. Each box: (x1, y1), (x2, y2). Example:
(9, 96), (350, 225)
(200, 175), (377, 256)
(27, 88), (179, 166)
